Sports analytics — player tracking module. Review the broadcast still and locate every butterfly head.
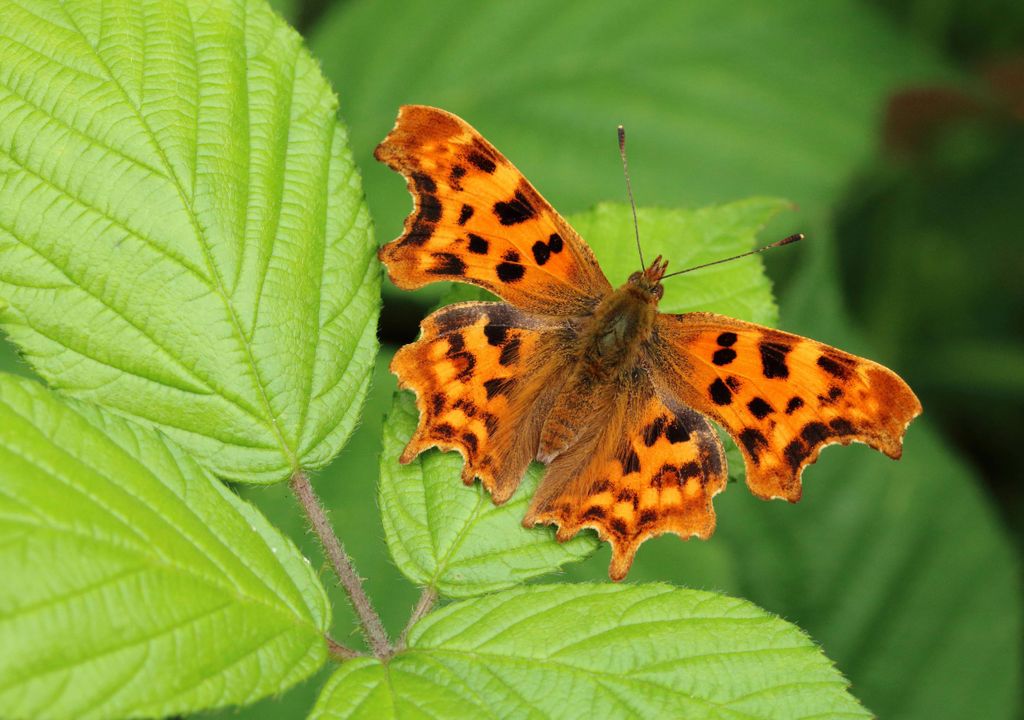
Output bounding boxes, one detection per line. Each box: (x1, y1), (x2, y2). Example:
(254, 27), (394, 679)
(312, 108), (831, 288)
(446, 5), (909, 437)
(627, 255), (668, 302)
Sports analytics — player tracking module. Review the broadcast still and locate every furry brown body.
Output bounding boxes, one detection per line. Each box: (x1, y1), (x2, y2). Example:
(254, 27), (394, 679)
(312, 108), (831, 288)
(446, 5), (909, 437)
(538, 261), (667, 462)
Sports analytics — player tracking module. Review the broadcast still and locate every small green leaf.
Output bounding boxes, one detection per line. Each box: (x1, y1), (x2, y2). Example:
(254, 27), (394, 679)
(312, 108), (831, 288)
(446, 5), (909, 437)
(0, 0), (380, 483)
(311, 584), (869, 719)
(570, 198), (787, 322)
(380, 392), (596, 597)
(0, 375), (329, 719)
(378, 199), (786, 594)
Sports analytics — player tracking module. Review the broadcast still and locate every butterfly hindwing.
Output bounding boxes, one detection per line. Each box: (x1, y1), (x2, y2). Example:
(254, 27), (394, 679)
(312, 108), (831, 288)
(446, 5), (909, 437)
(376, 105), (612, 315)
(523, 373), (728, 580)
(648, 312), (922, 501)
(393, 301), (571, 503)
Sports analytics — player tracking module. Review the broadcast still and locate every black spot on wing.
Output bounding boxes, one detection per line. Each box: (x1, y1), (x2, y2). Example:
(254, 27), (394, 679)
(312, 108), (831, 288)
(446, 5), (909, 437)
(643, 417), (665, 446)
(548, 233), (563, 252)
(584, 506), (606, 520)
(458, 204), (474, 225)
(759, 341), (792, 379)
(747, 397), (773, 419)
(712, 348), (736, 366)
(483, 323), (508, 346)
(709, 378), (732, 405)
(499, 336), (521, 366)
(717, 332), (737, 347)
(532, 240), (551, 265)
(449, 165), (466, 190)
(621, 448), (641, 475)
(801, 422), (830, 446)
(784, 440), (806, 471)
(483, 378), (506, 399)
(664, 418), (689, 443)
(446, 333), (465, 353)
(411, 172), (437, 192)
(616, 489), (639, 509)
(678, 461), (701, 481)
(785, 396), (804, 414)
(830, 418), (856, 435)
(467, 233), (488, 254)
(817, 354), (853, 379)
(494, 190), (536, 225)
(402, 217), (434, 247)
(418, 193), (442, 223)
(428, 252), (466, 276)
(467, 150), (496, 174)
(462, 432), (479, 454)
(496, 262), (525, 282)
(739, 428), (769, 463)
(431, 393), (445, 415)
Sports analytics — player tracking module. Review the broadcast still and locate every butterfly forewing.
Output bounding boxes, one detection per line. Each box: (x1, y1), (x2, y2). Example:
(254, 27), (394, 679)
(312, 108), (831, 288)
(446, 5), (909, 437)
(376, 105), (611, 315)
(648, 312), (922, 501)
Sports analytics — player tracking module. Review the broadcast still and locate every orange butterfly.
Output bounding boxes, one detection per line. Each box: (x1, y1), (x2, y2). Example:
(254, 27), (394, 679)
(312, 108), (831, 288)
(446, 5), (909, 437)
(377, 105), (921, 581)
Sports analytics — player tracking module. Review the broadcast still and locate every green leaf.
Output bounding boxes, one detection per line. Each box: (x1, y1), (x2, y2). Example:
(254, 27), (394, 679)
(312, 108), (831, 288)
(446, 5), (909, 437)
(0, 0), (380, 483)
(380, 392), (597, 598)
(572, 198), (786, 323)
(311, 584), (869, 719)
(0, 374), (329, 719)
(378, 200), (784, 596)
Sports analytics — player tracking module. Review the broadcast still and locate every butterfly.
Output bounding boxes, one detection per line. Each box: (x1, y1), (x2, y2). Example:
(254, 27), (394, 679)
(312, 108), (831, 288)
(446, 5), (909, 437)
(376, 105), (922, 581)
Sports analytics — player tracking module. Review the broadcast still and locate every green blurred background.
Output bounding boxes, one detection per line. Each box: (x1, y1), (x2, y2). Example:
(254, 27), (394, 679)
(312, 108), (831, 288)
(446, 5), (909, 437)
(2, 1), (1020, 718)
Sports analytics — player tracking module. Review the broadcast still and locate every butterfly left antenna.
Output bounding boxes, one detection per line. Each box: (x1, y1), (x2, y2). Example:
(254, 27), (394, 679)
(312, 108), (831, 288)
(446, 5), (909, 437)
(618, 125), (645, 271)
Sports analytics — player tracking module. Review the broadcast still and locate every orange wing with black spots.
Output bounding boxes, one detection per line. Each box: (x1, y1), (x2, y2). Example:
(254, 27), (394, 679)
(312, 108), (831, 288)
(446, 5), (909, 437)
(376, 105), (611, 315)
(523, 374), (729, 581)
(648, 312), (922, 502)
(392, 301), (572, 503)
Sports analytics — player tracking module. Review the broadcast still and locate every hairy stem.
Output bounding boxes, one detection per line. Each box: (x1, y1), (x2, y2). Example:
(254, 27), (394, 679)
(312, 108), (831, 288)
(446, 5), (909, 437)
(398, 586), (438, 651)
(326, 635), (360, 661)
(291, 470), (392, 659)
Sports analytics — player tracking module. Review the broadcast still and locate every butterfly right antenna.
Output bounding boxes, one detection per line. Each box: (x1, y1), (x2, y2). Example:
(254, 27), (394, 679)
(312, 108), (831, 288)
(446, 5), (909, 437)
(617, 125), (644, 271)
(660, 233), (805, 280)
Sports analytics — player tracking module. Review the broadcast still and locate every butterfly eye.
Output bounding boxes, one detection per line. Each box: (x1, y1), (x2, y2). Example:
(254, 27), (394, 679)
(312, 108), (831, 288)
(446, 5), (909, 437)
(628, 271), (642, 283)
(653, 285), (664, 300)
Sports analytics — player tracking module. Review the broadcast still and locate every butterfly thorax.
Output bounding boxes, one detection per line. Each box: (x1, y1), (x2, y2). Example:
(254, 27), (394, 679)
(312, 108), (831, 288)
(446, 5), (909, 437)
(536, 260), (668, 463)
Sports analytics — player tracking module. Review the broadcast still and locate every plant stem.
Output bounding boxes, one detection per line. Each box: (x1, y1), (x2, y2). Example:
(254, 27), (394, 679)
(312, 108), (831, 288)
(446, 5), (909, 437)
(326, 635), (360, 661)
(397, 586), (438, 651)
(290, 470), (392, 659)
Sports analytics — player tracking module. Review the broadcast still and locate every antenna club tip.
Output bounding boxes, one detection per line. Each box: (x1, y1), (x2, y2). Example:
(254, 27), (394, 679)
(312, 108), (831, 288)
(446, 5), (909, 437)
(776, 233), (804, 246)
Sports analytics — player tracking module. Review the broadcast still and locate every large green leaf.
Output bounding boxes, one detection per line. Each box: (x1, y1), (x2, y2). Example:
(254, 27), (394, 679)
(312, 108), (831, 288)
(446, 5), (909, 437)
(0, 374), (329, 719)
(0, 0), (380, 483)
(378, 200), (786, 596)
(310, 584), (869, 719)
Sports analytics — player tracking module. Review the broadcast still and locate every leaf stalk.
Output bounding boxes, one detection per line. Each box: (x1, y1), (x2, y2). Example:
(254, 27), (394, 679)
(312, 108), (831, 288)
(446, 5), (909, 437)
(290, 470), (392, 659)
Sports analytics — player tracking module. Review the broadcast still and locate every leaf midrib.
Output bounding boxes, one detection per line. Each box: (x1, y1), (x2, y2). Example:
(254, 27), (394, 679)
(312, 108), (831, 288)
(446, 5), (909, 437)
(54, 1), (300, 472)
